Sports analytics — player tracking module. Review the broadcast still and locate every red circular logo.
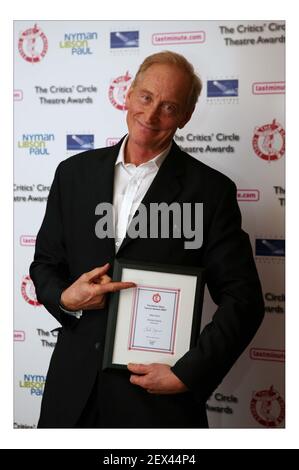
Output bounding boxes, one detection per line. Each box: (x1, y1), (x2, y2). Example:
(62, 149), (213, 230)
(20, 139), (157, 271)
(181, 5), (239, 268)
(252, 119), (285, 162)
(108, 71), (132, 110)
(21, 275), (41, 306)
(250, 385), (285, 427)
(18, 24), (48, 63)
(152, 293), (161, 303)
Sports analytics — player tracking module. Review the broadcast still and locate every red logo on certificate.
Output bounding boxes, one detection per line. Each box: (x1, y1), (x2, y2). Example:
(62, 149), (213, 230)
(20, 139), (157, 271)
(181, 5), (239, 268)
(128, 286), (180, 354)
(152, 293), (161, 303)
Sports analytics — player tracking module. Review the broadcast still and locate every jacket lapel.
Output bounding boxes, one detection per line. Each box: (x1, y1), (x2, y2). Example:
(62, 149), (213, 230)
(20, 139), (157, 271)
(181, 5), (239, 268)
(117, 141), (185, 254)
(92, 137), (125, 257)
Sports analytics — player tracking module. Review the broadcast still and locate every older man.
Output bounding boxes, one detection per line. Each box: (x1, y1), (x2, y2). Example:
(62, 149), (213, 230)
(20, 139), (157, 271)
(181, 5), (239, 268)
(30, 51), (264, 428)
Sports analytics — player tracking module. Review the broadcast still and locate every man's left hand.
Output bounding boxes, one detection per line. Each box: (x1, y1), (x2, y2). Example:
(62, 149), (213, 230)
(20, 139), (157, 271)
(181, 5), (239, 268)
(128, 363), (188, 394)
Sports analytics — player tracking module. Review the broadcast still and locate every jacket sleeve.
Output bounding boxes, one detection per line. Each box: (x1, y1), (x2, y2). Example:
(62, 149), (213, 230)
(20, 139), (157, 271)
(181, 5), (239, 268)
(30, 163), (78, 328)
(171, 180), (264, 402)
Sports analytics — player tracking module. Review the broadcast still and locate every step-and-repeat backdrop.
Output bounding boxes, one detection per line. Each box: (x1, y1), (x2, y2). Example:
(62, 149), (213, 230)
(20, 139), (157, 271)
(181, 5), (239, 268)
(14, 20), (285, 428)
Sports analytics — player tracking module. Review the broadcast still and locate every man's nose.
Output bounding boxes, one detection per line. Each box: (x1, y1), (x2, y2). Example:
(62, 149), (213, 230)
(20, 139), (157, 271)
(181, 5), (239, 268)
(144, 104), (160, 123)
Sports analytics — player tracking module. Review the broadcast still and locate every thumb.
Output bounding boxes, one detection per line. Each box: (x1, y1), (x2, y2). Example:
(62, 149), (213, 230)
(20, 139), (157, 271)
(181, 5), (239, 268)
(85, 263), (110, 282)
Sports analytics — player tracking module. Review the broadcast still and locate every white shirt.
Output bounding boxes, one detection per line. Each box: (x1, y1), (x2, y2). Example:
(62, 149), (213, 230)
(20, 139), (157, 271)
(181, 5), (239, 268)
(113, 135), (171, 251)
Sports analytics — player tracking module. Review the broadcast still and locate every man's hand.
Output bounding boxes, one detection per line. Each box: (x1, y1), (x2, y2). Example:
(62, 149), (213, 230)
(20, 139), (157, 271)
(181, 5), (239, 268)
(128, 363), (188, 394)
(60, 263), (135, 311)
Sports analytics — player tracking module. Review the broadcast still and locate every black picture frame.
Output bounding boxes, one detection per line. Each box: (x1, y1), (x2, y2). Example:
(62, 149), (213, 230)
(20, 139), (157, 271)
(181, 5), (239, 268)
(102, 258), (205, 370)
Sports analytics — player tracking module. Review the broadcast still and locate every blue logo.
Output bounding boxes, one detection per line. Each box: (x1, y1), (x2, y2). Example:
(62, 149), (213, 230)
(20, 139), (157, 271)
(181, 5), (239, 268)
(255, 239), (285, 257)
(67, 134), (94, 150)
(207, 80), (239, 97)
(110, 31), (139, 48)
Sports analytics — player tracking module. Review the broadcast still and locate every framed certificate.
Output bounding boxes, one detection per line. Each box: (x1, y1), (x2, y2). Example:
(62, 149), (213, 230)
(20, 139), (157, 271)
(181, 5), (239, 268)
(102, 259), (204, 370)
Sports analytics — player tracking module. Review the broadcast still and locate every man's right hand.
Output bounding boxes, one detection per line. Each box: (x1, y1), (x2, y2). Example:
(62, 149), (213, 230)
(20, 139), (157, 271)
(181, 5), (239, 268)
(60, 263), (135, 311)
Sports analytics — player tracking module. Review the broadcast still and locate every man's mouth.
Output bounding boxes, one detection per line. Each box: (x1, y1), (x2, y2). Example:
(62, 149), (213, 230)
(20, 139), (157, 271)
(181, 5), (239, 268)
(136, 120), (159, 132)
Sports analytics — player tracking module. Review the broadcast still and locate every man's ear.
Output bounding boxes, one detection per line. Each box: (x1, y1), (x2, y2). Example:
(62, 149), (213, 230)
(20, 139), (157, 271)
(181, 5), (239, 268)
(125, 86), (133, 109)
(178, 107), (195, 129)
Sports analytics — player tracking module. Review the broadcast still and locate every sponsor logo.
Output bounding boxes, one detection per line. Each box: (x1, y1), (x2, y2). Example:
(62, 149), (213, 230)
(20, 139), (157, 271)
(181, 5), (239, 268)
(273, 186), (285, 206)
(21, 275), (41, 306)
(109, 71), (132, 111)
(250, 386), (285, 427)
(106, 138), (120, 147)
(250, 348), (285, 362)
(66, 134), (94, 151)
(174, 132), (239, 155)
(14, 90), (23, 101)
(110, 31), (139, 48)
(237, 189), (260, 201)
(18, 24), (48, 63)
(14, 330), (25, 341)
(152, 31), (205, 45)
(152, 293), (161, 303)
(206, 392), (238, 414)
(219, 22), (285, 47)
(253, 119), (285, 162)
(264, 292), (285, 315)
(207, 79), (238, 98)
(14, 184), (49, 203)
(19, 373), (46, 396)
(17, 133), (54, 156)
(14, 423), (36, 428)
(20, 235), (36, 246)
(59, 31), (97, 55)
(35, 84), (97, 105)
(255, 238), (285, 257)
(37, 328), (58, 348)
(252, 81), (285, 95)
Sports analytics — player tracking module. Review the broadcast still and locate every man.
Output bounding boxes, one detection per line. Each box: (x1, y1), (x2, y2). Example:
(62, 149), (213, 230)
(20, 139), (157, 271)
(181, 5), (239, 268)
(30, 51), (264, 428)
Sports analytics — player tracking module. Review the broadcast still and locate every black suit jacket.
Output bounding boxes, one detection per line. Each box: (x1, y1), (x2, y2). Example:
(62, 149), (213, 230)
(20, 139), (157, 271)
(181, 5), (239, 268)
(30, 138), (264, 428)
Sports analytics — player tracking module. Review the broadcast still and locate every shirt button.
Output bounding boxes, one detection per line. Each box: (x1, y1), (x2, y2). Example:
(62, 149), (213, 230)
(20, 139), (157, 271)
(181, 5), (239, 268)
(95, 341), (101, 350)
(115, 241), (120, 247)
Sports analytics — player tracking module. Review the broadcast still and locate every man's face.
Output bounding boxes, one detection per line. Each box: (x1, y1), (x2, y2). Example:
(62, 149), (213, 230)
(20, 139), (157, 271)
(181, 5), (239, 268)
(125, 63), (194, 155)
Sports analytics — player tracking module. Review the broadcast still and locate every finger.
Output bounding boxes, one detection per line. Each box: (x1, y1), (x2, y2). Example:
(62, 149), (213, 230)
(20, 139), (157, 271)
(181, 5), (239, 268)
(98, 281), (136, 294)
(93, 274), (112, 285)
(85, 264), (110, 281)
(127, 363), (150, 374)
(129, 374), (147, 388)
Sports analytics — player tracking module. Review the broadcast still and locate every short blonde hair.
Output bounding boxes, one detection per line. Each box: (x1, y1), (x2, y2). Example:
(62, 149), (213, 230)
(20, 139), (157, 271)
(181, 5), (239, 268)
(132, 51), (202, 111)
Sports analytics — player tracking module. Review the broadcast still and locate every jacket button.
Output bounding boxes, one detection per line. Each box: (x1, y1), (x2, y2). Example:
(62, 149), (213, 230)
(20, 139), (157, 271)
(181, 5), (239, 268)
(95, 341), (101, 350)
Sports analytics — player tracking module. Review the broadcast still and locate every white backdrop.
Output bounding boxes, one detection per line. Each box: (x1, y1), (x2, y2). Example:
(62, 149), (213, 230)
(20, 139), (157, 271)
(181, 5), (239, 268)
(13, 20), (285, 428)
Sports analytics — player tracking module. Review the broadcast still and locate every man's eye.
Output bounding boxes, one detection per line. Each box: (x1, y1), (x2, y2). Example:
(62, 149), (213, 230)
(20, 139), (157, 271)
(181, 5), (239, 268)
(163, 104), (177, 114)
(140, 94), (151, 103)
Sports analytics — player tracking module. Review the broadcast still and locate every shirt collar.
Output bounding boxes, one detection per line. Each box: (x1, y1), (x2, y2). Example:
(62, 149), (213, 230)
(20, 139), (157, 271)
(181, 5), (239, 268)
(115, 135), (172, 169)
